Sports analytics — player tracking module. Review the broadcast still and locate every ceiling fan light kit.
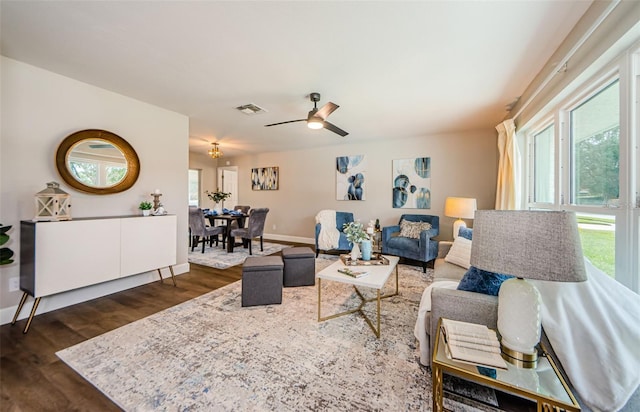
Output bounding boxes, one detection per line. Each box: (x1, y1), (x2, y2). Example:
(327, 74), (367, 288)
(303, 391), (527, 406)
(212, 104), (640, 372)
(265, 92), (348, 136)
(307, 118), (324, 129)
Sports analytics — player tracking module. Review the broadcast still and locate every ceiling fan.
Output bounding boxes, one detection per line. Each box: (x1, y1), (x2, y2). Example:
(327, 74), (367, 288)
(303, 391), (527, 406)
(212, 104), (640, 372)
(264, 92), (348, 137)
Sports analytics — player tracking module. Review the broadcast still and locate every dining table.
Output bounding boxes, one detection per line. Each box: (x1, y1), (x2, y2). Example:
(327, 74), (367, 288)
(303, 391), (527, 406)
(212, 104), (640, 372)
(206, 213), (248, 252)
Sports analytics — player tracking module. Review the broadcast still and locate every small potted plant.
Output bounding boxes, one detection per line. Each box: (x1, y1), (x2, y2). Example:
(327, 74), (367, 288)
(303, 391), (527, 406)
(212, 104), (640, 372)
(139, 201), (153, 216)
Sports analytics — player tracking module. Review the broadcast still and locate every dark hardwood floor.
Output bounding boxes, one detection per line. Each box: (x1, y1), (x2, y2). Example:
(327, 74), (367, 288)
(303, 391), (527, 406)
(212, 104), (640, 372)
(1, 242), (532, 411)
(1, 245), (264, 411)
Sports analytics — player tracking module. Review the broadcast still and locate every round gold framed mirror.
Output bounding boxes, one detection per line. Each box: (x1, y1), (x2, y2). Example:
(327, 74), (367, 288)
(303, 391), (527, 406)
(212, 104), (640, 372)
(56, 129), (140, 194)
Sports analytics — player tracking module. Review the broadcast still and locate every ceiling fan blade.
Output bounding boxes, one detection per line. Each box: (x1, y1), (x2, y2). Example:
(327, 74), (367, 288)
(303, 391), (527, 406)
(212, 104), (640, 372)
(264, 119), (306, 127)
(315, 102), (339, 120)
(323, 121), (349, 137)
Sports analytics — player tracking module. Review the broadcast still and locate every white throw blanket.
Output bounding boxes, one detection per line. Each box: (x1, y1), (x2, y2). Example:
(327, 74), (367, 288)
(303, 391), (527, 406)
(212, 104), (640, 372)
(414, 280), (460, 365)
(315, 210), (340, 250)
(532, 259), (640, 412)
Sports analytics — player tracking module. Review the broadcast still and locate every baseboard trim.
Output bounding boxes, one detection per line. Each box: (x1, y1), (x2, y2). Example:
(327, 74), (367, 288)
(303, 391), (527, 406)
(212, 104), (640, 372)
(264, 233), (314, 245)
(0, 262), (189, 326)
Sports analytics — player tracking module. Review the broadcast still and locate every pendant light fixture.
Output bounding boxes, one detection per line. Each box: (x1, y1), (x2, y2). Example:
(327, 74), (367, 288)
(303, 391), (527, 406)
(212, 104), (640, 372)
(208, 142), (223, 159)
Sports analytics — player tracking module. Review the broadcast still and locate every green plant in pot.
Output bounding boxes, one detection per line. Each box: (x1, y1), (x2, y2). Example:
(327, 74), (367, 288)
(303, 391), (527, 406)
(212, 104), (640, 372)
(139, 201), (153, 216)
(0, 223), (14, 265)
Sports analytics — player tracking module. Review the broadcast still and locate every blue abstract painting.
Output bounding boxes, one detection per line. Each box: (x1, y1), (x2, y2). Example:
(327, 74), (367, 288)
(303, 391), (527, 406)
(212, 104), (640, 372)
(336, 155), (366, 200)
(392, 157), (431, 208)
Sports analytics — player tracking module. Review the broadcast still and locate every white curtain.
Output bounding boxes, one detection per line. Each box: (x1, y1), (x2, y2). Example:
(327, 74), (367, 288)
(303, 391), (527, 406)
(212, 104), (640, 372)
(495, 119), (519, 210)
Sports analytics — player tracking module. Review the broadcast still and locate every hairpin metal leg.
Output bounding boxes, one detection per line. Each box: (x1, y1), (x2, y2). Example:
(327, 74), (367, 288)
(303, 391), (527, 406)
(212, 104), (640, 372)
(168, 265), (177, 287)
(157, 266), (177, 287)
(23, 297), (41, 334)
(11, 292), (29, 325)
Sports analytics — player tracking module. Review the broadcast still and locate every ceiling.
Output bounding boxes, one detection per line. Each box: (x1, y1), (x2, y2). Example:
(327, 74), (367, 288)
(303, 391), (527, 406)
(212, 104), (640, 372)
(1, 1), (592, 158)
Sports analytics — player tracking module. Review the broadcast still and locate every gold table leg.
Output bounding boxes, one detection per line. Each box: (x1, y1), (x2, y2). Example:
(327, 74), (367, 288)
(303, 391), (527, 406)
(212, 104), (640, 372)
(317, 266), (399, 338)
(433, 363), (444, 412)
(11, 292), (42, 334)
(23, 297), (41, 334)
(11, 292), (29, 325)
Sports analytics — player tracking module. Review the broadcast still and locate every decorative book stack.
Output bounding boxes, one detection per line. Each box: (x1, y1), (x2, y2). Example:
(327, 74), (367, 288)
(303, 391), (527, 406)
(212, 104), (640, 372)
(337, 268), (369, 278)
(440, 318), (508, 370)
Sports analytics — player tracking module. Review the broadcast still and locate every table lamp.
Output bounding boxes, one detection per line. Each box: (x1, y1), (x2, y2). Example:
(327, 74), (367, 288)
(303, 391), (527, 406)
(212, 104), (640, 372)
(444, 197), (477, 239)
(470, 210), (587, 368)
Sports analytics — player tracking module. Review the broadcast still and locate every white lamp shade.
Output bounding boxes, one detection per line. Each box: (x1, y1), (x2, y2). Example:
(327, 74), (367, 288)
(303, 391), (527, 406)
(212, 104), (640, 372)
(444, 197), (476, 238)
(444, 197), (477, 220)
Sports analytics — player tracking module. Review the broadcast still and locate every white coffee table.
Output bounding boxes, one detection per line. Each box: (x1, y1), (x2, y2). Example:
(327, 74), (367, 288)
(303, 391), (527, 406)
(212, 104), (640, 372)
(316, 255), (400, 338)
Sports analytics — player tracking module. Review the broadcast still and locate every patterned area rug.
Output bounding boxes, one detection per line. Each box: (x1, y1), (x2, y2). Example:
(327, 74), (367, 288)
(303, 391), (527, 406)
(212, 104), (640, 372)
(57, 257), (498, 411)
(187, 241), (291, 269)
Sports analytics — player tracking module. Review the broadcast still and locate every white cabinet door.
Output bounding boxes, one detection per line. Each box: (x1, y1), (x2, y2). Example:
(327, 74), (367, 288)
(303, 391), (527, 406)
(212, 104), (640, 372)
(120, 215), (177, 277)
(35, 220), (121, 296)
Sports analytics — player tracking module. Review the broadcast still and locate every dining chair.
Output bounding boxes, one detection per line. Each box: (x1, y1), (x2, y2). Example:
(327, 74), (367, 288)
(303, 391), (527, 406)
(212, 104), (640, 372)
(189, 207), (225, 253)
(229, 208), (269, 254)
(230, 205), (250, 229)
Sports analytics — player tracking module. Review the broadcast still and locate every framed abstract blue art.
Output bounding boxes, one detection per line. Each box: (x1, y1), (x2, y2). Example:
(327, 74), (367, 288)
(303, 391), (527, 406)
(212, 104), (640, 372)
(336, 155), (366, 200)
(392, 157), (431, 208)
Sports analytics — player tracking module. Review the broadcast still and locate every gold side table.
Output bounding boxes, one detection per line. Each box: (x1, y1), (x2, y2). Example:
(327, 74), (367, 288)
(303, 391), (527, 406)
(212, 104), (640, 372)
(432, 318), (580, 412)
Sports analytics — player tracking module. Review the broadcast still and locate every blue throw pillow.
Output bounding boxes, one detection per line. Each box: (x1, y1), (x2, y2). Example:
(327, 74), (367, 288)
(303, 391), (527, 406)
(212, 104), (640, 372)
(457, 266), (513, 296)
(458, 227), (473, 240)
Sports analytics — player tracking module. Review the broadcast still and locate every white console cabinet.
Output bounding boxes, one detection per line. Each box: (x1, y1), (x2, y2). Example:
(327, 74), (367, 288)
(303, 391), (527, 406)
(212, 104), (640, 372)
(13, 215), (177, 333)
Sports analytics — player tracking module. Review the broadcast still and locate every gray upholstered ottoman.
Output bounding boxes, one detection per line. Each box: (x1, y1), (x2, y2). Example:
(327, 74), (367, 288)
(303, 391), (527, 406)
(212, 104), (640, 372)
(282, 247), (316, 287)
(241, 256), (284, 307)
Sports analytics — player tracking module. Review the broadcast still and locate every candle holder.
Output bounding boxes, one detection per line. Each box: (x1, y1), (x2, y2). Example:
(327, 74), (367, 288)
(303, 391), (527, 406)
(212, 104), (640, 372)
(150, 192), (162, 211)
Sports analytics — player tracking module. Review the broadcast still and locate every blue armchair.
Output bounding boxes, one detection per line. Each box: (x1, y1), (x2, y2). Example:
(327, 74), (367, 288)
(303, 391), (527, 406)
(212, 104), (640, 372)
(381, 214), (439, 272)
(315, 211), (355, 257)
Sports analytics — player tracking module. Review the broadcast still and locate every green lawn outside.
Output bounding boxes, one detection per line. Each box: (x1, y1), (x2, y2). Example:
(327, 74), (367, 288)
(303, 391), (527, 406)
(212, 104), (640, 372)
(577, 226), (615, 278)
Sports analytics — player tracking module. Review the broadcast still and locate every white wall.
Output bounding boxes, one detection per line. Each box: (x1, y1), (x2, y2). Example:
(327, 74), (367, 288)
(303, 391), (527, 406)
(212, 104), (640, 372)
(0, 57), (189, 323)
(221, 130), (498, 244)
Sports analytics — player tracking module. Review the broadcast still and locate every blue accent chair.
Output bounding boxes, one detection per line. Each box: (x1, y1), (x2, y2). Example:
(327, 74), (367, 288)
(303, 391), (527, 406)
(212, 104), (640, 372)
(381, 214), (439, 272)
(315, 211), (355, 257)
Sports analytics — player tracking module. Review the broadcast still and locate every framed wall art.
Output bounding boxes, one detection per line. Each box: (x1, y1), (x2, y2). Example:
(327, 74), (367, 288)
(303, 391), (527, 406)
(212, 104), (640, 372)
(251, 166), (279, 190)
(392, 157), (431, 209)
(336, 155), (366, 200)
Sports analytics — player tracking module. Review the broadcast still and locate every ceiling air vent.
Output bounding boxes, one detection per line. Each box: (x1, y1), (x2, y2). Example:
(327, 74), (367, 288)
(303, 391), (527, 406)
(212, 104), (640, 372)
(236, 103), (267, 115)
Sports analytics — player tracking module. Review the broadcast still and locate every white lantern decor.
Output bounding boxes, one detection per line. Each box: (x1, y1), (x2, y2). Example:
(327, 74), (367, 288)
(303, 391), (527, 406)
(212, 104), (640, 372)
(35, 181), (72, 221)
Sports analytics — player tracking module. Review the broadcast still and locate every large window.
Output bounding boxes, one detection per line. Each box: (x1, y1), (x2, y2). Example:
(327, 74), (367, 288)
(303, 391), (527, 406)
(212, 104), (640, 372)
(570, 80), (620, 207)
(524, 57), (637, 291)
